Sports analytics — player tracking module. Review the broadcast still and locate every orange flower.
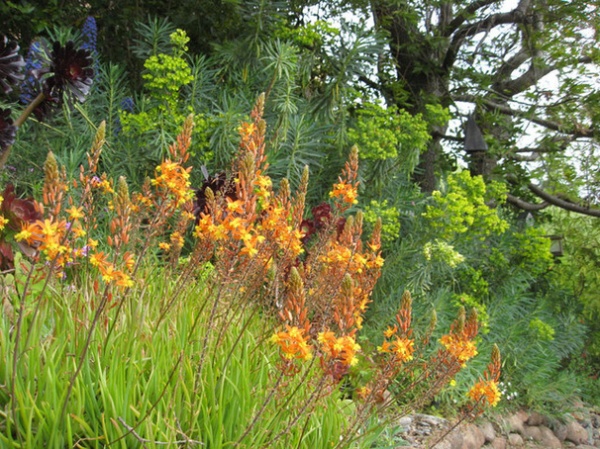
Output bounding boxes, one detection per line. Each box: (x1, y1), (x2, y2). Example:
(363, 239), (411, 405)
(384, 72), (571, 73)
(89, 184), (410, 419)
(271, 325), (312, 361)
(440, 334), (478, 363)
(114, 270), (134, 288)
(89, 251), (110, 269)
(66, 206), (84, 220)
(391, 337), (414, 362)
(151, 160), (193, 206)
(15, 221), (40, 245)
(170, 231), (184, 248)
(378, 336), (414, 363)
(467, 379), (501, 407)
(159, 242), (171, 251)
(318, 331), (361, 367)
(383, 325), (398, 338)
(329, 181), (358, 205)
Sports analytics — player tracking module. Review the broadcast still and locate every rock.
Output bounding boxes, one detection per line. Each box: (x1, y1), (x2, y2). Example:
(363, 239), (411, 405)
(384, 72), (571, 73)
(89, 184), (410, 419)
(491, 436), (507, 449)
(444, 427), (464, 449)
(566, 420), (589, 444)
(398, 416), (413, 430)
(522, 425), (542, 441)
(461, 423), (485, 449)
(415, 413), (449, 427)
(508, 433), (524, 447)
(527, 412), (547, 427)
(552, 422), (568, 441)
(480, 421), (496, 443)
(505, 413), (526, 435)
(538, 425), (562, 448)
(432, 441), (453, 449)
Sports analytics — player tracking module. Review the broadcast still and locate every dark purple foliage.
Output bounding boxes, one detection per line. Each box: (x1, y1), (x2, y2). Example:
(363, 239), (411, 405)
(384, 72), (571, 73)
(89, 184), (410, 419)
(0, 36), (25, 94)
(0, 108), (16, 152)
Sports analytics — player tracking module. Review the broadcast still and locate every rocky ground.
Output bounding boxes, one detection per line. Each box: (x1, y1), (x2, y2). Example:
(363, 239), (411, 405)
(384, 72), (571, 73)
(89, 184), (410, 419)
(391, 405), (600, 449)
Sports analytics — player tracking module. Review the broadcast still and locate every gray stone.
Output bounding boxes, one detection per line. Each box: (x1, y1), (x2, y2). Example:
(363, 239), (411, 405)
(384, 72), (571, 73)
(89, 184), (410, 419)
(479, 421), (496, 443)
(504, 413), (526, 435)
(508, 433), (524, 447)
(438, 428), (464, 449)
(522, 425), (542, 441)
(415, 413), (448, 427)
(431, 441), (452, 449)
(461, 423), (486, 449)
(527, 411), (547, 427)
(552, 422), (569, 441)
(538, 425), (562, 448)
(566, 420), (589, 444)
(398, 416), (413, 429)
(491, 436), (507, 449)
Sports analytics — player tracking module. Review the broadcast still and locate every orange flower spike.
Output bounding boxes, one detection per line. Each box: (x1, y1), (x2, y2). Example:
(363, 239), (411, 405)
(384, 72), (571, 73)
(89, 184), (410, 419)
(329, 146), (360, 211)
(122, 251), (135, 272)
(283, 267), (311, 331)
(368, 217), (382, 253)
(291, 166), (309, 228)
(168, 114), (194, 163)
(488, 344), (502, 382)
(338, 274), (357, 333)
(396, 290), (413, 335)
(464, 307), (479, 340)
(86, 121), (105, 175)
(42, 152), (68, 218)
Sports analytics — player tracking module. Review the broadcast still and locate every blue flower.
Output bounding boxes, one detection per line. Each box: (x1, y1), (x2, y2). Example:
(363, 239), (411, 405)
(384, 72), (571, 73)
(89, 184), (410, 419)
(120, 96), (135, 112)
(80, 16), (98, 55)
(19, 38), (49, 105)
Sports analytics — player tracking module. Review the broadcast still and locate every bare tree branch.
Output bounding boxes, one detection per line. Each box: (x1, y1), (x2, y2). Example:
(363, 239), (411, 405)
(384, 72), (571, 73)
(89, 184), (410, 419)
(506, 193), (549, 211)
(510, 153), (540, 161)
(494, 57), (592, 97)
(494, 48), (531, 81)
(453, 94), (595, 138)
(528, 183), (600, 217)
(443, 0), (500, 36)
(442, 0), (533, 71)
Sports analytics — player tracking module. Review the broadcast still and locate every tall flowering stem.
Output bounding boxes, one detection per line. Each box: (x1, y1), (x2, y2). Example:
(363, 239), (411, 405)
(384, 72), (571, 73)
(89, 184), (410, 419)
(329, 145), (359, 212)
(467, 344), (502, 410)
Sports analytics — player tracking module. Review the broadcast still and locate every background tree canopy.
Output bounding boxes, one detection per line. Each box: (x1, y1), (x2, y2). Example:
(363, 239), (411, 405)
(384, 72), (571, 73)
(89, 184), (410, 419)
(3, 0), (600, 409)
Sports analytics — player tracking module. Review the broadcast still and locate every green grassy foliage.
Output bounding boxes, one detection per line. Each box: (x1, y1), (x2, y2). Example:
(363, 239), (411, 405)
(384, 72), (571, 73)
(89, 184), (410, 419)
(0, 262), (365, 448)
